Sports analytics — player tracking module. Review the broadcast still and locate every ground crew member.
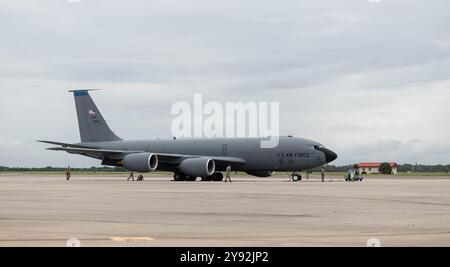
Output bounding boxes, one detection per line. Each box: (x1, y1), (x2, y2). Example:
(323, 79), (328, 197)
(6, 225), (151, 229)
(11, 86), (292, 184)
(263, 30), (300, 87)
(65, 167), (71, 181)
(127, 171), (135, 181)
(225, 165), (232, 183)
(321, 167), (325, 182)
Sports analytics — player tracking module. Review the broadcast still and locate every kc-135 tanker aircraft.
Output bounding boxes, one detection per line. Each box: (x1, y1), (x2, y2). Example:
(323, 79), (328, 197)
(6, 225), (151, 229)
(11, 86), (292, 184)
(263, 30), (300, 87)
(40, 90), (337, 181)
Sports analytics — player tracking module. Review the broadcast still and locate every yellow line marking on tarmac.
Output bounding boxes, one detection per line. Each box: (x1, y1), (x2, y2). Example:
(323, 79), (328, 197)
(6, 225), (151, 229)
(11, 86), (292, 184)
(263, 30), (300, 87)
(110, 236), (155, 242)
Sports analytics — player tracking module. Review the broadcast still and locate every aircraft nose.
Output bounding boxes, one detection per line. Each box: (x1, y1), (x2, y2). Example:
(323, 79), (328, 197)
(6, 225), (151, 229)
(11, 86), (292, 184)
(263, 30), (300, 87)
(322, 147), (337, 163)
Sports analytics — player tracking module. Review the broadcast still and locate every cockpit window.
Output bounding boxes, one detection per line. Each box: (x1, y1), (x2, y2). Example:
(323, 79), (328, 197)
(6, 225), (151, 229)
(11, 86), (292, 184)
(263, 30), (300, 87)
(314, 144), (325, 150)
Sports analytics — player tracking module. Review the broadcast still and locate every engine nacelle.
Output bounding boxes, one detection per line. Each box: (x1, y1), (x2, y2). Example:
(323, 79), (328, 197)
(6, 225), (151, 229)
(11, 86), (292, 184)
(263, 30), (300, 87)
(246, 171), (275, 177)
(122, 153), (158, 172)
(179, 158), (215, 177)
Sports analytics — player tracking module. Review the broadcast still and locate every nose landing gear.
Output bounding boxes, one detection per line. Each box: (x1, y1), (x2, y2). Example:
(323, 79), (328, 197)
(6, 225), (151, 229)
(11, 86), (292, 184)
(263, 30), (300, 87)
(290, 171), (302, 182)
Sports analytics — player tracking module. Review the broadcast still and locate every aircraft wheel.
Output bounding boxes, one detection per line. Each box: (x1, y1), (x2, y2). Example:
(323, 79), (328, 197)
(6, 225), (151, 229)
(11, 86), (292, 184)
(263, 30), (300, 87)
(292, 174), (300, 182)
(187, 176), (197, 181)
(201, 176), (212, 181)
(212, 173), (224, 181)
(173, 172), (186, 181)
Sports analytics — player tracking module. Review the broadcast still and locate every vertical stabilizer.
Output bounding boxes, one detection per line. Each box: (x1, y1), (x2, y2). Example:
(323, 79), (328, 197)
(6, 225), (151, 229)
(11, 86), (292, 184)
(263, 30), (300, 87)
(70, 89), (122, 143)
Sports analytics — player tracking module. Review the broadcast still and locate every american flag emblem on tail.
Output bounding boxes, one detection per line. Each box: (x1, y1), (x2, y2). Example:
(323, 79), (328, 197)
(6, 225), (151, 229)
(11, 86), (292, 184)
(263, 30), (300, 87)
(88, 110), (96, 115)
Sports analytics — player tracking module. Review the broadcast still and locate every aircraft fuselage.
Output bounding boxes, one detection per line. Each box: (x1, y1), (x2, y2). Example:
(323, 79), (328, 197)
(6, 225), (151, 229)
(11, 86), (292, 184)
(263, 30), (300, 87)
(81, 136), (337, 172)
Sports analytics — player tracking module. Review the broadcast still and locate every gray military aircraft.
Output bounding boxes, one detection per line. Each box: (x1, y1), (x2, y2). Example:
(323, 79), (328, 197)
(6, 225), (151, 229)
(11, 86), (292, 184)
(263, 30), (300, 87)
(39, 90), (337, 181)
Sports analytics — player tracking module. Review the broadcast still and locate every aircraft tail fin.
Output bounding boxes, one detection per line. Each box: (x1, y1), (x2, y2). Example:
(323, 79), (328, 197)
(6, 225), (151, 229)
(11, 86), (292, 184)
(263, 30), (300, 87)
(70, 89), (122, 143)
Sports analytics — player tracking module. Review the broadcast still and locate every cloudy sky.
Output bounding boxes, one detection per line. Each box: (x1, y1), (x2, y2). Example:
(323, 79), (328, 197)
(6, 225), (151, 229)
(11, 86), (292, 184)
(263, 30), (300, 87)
(0, 0), (449, 167)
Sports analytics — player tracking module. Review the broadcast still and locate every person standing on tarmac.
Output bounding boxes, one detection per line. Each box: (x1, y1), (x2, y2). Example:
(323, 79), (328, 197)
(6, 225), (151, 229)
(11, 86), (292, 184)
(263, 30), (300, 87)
(65, 167), (71, 181)
(224, 165), (232, 183)
(321, 167), (325, 183)
(127, 171), (135, 181)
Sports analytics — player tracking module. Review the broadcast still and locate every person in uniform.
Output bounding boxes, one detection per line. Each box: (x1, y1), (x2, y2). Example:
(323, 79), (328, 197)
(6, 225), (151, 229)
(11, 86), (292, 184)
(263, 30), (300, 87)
(224, 165), (232, 183)
(65, 167), (71, 181)
(127, 171), (135, 181)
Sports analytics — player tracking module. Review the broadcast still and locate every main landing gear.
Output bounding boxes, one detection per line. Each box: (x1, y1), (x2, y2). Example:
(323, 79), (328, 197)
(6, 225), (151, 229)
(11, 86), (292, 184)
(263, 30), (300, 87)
(290, 171), (302, 182)
(173, 172), (224, 182)
(173, 172), (197, 181)
(201, 172), (223, 182)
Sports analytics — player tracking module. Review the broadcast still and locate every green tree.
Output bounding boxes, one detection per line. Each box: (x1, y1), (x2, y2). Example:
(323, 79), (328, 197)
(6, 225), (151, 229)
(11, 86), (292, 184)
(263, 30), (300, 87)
(379, 162), (392, 174)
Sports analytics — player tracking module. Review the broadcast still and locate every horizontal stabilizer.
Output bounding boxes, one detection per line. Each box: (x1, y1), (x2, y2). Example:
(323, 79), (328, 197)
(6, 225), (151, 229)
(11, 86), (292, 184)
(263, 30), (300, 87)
(46, 147), (133, 154)
(37, 140), (97, 149)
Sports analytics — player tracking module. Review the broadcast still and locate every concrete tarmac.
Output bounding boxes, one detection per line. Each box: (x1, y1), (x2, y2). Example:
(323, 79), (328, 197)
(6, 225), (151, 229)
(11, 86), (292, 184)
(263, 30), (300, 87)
(0, 173), (449, 246)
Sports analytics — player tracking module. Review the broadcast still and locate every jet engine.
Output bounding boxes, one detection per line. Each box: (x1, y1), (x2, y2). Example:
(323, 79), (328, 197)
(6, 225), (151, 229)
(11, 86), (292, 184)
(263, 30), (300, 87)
(246, 171), (275, 177)
(179, 158), (215, 177)
(122, 153), (158, 172)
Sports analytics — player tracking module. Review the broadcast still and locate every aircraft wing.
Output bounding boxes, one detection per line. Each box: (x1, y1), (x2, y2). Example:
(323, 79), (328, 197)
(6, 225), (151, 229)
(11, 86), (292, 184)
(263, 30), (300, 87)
(45, 147), (136, 160)
(44, 146), (246, 167)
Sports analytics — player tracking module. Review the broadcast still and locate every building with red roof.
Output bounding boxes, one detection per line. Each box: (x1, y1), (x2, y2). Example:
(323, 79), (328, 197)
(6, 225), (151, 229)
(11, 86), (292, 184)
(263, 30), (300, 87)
(356, 162), (398, 174)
